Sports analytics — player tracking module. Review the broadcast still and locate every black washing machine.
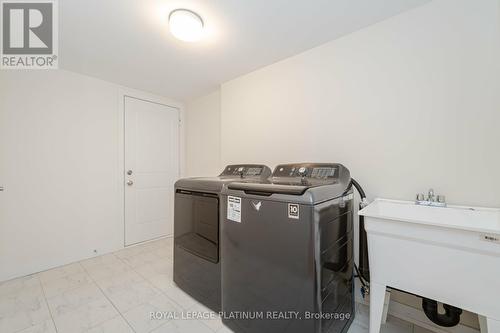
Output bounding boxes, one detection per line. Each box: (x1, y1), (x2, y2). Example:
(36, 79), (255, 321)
(221, 163), (354, 333)
(173, 164), (271, 311)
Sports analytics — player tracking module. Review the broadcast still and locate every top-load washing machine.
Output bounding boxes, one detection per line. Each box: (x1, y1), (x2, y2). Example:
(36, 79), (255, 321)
(173, 164), (272, 311)
(221, 163), (354, 333)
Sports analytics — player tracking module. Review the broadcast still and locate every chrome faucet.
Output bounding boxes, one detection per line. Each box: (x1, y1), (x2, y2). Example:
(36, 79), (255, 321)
(416, 188), (446, 207)
(427, 188), (435, 202)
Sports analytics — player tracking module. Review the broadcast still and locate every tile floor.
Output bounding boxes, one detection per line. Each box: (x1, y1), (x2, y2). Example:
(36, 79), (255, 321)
(0, 237), (433, 333)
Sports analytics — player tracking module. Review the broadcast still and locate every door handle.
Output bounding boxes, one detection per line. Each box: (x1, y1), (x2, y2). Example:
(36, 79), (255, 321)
(127, 180), (134, 186)
(127, 170), (133, 175)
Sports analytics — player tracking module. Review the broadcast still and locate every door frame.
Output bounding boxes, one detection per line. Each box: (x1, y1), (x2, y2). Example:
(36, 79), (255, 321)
(117, 87), (185, 247)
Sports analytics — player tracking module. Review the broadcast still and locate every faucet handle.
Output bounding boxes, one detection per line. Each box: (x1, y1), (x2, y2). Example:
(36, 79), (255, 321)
(427, 188), (435, 201)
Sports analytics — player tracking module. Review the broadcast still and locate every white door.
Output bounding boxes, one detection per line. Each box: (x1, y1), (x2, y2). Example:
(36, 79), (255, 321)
(124, 96), (179, 246)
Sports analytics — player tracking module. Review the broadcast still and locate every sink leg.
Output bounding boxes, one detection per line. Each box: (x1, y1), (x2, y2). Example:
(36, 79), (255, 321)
(381, 290), (391, 324)
(483, 317), (500, 333)
(478, 315), (488, 333)
(369, 282), (386, 333)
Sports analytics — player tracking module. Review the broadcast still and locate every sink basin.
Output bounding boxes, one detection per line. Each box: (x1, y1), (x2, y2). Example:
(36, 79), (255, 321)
(359, 199), (500, 333)
(360, 198), (500, 235)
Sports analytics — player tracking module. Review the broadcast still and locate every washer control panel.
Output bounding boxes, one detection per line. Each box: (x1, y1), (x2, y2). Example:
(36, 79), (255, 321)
(273, 163), (339, 179)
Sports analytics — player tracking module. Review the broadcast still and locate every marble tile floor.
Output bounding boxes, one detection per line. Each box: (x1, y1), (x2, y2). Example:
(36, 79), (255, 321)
(0, 236), (433, 333)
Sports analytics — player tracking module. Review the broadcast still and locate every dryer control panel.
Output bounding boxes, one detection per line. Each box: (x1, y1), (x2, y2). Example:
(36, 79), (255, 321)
(220, 164), (272, 178)
(273, 163), (340, 180)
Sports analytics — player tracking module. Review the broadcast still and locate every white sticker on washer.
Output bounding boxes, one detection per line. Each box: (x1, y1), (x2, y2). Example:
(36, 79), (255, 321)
(288, 203), (299, 219)
(227, 196), (242, 223)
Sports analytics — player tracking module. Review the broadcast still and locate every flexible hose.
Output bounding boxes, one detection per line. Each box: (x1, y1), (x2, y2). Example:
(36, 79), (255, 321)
(350, 178), (366, 199)
(350, 178), (370, 283)
(422, 298), (462, 327)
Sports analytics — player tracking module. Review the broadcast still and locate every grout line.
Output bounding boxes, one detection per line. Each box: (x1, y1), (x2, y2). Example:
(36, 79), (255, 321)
(1, 239), (173, 333)
(113, 248), (166, 298)
(45, 261), (126, 332)
(81, 255), (138, 333)
(68, 239), (175, 333)
(37, 274), (60, 333)
(110, 251), (180, 333)
(39, 263), (94, 301)
(126, 253), (221, 333)
(111, 243), (209, 333)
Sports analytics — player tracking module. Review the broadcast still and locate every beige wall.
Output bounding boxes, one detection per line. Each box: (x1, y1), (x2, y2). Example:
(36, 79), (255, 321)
(185, 90), (221, 176)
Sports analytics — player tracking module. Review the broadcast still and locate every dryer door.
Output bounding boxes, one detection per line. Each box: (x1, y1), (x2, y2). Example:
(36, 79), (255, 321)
(174, 191), (219, 263)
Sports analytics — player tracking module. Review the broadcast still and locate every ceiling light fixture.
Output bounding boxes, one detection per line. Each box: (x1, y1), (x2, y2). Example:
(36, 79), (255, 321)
(168, 9), (204, 42)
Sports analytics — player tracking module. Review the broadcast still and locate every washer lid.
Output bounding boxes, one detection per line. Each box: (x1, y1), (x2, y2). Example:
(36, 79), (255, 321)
(175, 164), (272, 193)
(227, 182), (310, 195)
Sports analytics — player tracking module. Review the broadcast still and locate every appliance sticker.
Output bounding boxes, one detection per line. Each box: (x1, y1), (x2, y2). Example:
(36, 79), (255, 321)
(227, 196), (242, 223)
(288, 203), (299, 220)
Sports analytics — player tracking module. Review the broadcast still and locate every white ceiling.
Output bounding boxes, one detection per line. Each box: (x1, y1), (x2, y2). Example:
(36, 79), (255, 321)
(59, 0), (430, 101)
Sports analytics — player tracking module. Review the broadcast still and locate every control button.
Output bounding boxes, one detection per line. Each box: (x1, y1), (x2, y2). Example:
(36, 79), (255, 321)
(238, 167), (244, 172)
(298, 167), (307, 175)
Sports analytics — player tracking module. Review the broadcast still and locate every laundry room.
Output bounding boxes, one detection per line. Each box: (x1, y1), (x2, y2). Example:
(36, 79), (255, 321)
(0, 0), (499, 333)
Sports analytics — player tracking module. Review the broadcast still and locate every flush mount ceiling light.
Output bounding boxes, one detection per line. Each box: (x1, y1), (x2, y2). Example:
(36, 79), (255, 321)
(168, 9), (204, 42)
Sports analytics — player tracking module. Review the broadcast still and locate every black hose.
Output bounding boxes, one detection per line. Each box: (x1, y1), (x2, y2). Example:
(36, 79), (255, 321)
(354, 263), (368, 288)
(350, 178), (370, 282)
(350, 178), (366, 198)
(422, 298), (462, 327)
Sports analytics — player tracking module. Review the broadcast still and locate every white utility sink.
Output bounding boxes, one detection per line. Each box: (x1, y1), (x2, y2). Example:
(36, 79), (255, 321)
(359, 199), (500, 333)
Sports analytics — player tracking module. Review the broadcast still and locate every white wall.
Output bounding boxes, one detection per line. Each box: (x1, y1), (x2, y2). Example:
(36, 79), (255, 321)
(185, 90), (221, 176)
(0, 70), (183, 282)
(221, 0), (500, 208)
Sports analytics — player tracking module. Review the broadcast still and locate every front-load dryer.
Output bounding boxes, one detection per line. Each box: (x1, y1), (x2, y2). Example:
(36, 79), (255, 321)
(173, 164), (271, 311)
